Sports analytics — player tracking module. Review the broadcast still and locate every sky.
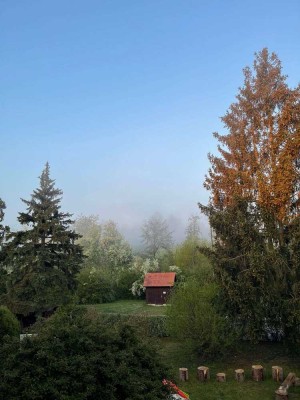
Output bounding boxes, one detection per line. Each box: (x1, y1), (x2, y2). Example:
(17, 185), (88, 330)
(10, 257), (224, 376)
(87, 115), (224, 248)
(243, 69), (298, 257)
(1, 0), (300, 246)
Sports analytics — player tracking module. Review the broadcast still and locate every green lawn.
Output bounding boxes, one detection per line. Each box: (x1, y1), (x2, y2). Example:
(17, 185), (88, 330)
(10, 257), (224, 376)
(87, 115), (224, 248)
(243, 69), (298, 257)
(86, 299), (167, 316)
(85, 300), (300, 399)
(159, 338), (300, 400)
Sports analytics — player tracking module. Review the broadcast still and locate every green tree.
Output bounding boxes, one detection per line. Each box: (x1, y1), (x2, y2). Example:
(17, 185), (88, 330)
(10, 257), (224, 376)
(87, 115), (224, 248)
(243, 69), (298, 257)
(100, 220), (133, 270)
(185, 215), (201, 243)
(174, 240), (209, 276)
(167, 272), (235, 357)
(0, 198), (9, 248)
(75, 217), (134, 303)
(4, 163), (84, 317)
(0, 198), (9, 295)
(0, 305), (20, 340)
(0, 306), (169, 400)
(74, 215), (101, 262)
(173, 215), (209, 274)
(76, 266), (116, 304)
(75, 216), (132, 270)
(200, 200), (290, 341)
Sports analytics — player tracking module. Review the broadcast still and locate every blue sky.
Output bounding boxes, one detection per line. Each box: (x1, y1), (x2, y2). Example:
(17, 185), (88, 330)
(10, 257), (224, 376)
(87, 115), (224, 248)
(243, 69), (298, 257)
(1, 0), (300, 244)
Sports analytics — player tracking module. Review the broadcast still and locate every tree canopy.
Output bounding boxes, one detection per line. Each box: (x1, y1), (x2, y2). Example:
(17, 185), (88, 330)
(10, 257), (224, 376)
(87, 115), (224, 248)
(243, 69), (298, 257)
(0, 306), (169, 400)
(3, 163), (84, 317)
(75, 216), (133, 270)
(0, 198), (9, 295)
(141, 213), (173, 258)
(201, 49), (300, 343)
(205, 48), (300, 225)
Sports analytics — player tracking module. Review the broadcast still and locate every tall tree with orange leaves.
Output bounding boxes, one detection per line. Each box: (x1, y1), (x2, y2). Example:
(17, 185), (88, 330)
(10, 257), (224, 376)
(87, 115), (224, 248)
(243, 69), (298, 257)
(200, 49), (300, 344)
(205, 48), (300, 229)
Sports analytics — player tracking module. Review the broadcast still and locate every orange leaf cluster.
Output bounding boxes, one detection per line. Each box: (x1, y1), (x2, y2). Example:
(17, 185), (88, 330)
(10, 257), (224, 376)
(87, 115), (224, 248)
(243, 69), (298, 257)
(205, 49), (300, 224)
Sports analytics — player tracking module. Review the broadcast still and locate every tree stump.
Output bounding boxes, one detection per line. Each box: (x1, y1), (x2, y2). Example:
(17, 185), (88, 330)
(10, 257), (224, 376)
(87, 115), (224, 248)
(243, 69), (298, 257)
(216, 373), (226, 382)
(235, 369), (245, 382)
(275, 387), (288, 400)
(179, 368), (188, 381)
(197, 366), (210, 382)
(272, 366), (283, 382)
(252, 365), (264, 381)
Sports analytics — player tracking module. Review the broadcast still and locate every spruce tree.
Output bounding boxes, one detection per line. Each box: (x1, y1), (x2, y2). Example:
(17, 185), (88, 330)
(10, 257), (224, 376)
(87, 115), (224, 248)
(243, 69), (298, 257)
(0, 198), (9, 295)
(0, 198), (9, 250)
(4, 164), (83, 317)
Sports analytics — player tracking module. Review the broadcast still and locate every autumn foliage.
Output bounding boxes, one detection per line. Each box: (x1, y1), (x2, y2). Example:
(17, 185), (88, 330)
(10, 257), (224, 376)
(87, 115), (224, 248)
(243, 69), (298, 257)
(201, 49), (300, 343)
(205, 48), (300, 224)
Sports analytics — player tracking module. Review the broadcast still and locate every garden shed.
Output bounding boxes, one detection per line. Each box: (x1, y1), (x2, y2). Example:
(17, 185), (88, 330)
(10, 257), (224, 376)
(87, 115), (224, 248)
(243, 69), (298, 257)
(143, 272), (176, 305)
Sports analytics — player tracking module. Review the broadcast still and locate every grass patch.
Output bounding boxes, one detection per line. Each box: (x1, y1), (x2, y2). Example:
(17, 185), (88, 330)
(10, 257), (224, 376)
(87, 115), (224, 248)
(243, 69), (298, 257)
(159, 338), (300, 400)
(86, 299), (167, 316)
(84, 301), (300, 399)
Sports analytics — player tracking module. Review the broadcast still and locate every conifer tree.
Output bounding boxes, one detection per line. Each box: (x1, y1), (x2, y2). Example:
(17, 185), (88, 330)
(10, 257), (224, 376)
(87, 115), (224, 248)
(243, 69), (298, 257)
(4, 164), (83, 317)
(0, 198), (9, 250)
(205, 48), (300, 227)
(0, 198), (9, 295)
(200, 49), (300, 342)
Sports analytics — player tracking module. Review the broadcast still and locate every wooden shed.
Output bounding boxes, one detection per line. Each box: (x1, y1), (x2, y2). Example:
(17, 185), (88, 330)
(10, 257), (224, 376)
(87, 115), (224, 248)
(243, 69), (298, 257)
(143, 272), (176, 305)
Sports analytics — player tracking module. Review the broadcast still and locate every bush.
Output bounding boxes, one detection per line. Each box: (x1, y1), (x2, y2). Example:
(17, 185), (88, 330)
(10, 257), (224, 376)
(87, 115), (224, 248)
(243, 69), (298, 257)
(76, 267), (116, 304)
(146, 315), (168, 337)
(115, 269), (140, 300)
(0, 306), (169, 400)
(167, 278), (237, 357)
(0, 306), (20, 339)
(100, 313), (169, 337)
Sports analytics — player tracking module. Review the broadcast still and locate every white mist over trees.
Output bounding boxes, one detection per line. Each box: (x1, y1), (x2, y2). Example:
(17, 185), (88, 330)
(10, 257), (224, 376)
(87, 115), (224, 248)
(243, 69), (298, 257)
(141, 213), (173, 258)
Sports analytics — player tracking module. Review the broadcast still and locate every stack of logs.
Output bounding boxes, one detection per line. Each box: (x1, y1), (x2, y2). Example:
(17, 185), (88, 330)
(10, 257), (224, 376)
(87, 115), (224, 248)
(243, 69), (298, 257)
(178, 365), (300, 399)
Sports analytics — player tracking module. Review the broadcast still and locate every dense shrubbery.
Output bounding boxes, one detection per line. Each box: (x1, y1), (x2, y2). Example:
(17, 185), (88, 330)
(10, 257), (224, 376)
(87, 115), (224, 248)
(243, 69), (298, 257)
(0, 305), (20, 339)
(167, 265), (237, 357)
(76, 267), (117, 304)
(76, 266), (139, 304)
(0, 306), (169, 400)
(101, 313), (169, 337)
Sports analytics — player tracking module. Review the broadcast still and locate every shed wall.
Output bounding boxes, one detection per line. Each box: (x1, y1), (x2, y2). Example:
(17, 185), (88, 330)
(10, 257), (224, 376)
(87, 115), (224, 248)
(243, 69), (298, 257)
(145, 287), (172, 305)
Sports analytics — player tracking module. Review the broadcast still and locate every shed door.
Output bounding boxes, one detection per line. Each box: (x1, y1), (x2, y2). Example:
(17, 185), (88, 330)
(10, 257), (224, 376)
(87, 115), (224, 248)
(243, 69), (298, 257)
(146, 287), (170, 304)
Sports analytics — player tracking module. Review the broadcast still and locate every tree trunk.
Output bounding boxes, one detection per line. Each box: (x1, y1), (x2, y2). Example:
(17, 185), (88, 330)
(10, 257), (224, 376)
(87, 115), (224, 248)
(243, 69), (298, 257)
(252, 365), (263, 381)
(197, 366), (210, 382)
(179, 368), (188, 381)
(235, 369), (245, 382)
(275, 387), (288, 400)
(216, 373), (226, 382)
(272, 366), (283, 382)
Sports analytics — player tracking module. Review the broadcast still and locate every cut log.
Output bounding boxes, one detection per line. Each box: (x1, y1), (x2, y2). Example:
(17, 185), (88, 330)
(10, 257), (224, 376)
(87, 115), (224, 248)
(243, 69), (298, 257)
(252, 365), (264, 381)
(281, 372), (295, 389)
(272, 366), (283, 382)
(274, 372), (296, 399)
(179, 368), (188, 381)
(216, 373), (226, 382)
(275, 386), (288, 400)
(197, 366), (210, 382)
(235, 369), (245, 382)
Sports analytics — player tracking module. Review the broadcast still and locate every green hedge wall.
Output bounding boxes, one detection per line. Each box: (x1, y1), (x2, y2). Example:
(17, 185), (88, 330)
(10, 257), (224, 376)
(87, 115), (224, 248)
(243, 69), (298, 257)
(101, 313), (169, 337)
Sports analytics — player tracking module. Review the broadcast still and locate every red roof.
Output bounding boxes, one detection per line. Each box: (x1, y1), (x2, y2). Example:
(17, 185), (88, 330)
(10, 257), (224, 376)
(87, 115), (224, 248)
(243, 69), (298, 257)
(143, 272), (176, 287)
